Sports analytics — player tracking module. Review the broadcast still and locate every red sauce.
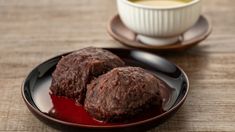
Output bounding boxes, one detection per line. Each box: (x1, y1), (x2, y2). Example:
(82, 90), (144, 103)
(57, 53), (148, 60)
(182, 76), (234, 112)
(48, 94), (164, 126)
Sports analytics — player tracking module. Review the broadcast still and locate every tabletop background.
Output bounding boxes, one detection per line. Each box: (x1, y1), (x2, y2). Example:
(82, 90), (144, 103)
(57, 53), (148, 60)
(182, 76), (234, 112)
(0, 0), (235, 131)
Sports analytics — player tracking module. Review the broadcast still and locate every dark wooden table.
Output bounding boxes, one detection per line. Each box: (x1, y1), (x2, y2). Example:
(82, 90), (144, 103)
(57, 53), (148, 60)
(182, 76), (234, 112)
(0, 0), (235, 131)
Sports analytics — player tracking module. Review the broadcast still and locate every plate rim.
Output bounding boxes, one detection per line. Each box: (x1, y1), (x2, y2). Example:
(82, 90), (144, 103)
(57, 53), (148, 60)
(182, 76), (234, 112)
(21, 48), (189, 129)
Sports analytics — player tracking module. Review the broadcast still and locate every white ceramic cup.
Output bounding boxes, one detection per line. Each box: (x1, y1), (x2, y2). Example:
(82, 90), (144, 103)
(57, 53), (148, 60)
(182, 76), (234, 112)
(117, 0), (202, 45)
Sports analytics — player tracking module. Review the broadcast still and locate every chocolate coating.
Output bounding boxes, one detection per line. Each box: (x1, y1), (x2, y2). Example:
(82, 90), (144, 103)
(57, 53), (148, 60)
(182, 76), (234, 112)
(50, 47), (125, 104)
(84, 67), (163, 122)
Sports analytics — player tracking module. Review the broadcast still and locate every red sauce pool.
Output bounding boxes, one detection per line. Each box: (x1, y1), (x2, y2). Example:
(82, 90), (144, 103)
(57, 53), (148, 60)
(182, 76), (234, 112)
(47, 94), (164, 126)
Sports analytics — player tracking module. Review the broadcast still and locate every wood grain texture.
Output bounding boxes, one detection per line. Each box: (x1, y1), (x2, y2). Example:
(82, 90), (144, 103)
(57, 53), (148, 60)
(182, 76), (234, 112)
(0, 0), (235, 131)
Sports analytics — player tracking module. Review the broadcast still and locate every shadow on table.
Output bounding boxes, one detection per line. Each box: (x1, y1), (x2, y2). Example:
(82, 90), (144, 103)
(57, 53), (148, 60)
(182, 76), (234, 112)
(147, 47), (210, 132)
(148, 105), (188, 132)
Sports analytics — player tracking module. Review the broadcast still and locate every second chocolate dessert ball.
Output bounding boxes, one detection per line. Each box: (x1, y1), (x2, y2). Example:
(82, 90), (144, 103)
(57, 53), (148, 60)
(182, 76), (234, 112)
(84, 67), (163, 122)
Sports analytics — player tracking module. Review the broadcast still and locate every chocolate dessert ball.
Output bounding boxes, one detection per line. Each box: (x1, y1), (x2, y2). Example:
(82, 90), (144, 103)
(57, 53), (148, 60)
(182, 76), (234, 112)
(84, 67), (162, 122)
(50, 47), (125, 104)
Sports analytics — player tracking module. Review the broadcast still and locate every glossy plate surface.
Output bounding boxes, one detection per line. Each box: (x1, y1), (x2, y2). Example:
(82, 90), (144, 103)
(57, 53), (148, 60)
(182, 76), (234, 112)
(22, 48), (189, 132)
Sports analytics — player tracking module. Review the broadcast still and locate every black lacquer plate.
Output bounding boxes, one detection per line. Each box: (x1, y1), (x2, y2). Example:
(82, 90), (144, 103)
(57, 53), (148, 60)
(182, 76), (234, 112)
(22, 48), (189, 132)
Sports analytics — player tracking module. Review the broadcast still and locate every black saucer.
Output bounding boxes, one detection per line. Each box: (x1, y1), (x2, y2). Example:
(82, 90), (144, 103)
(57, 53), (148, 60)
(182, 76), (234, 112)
(22, 48), (189, 132)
